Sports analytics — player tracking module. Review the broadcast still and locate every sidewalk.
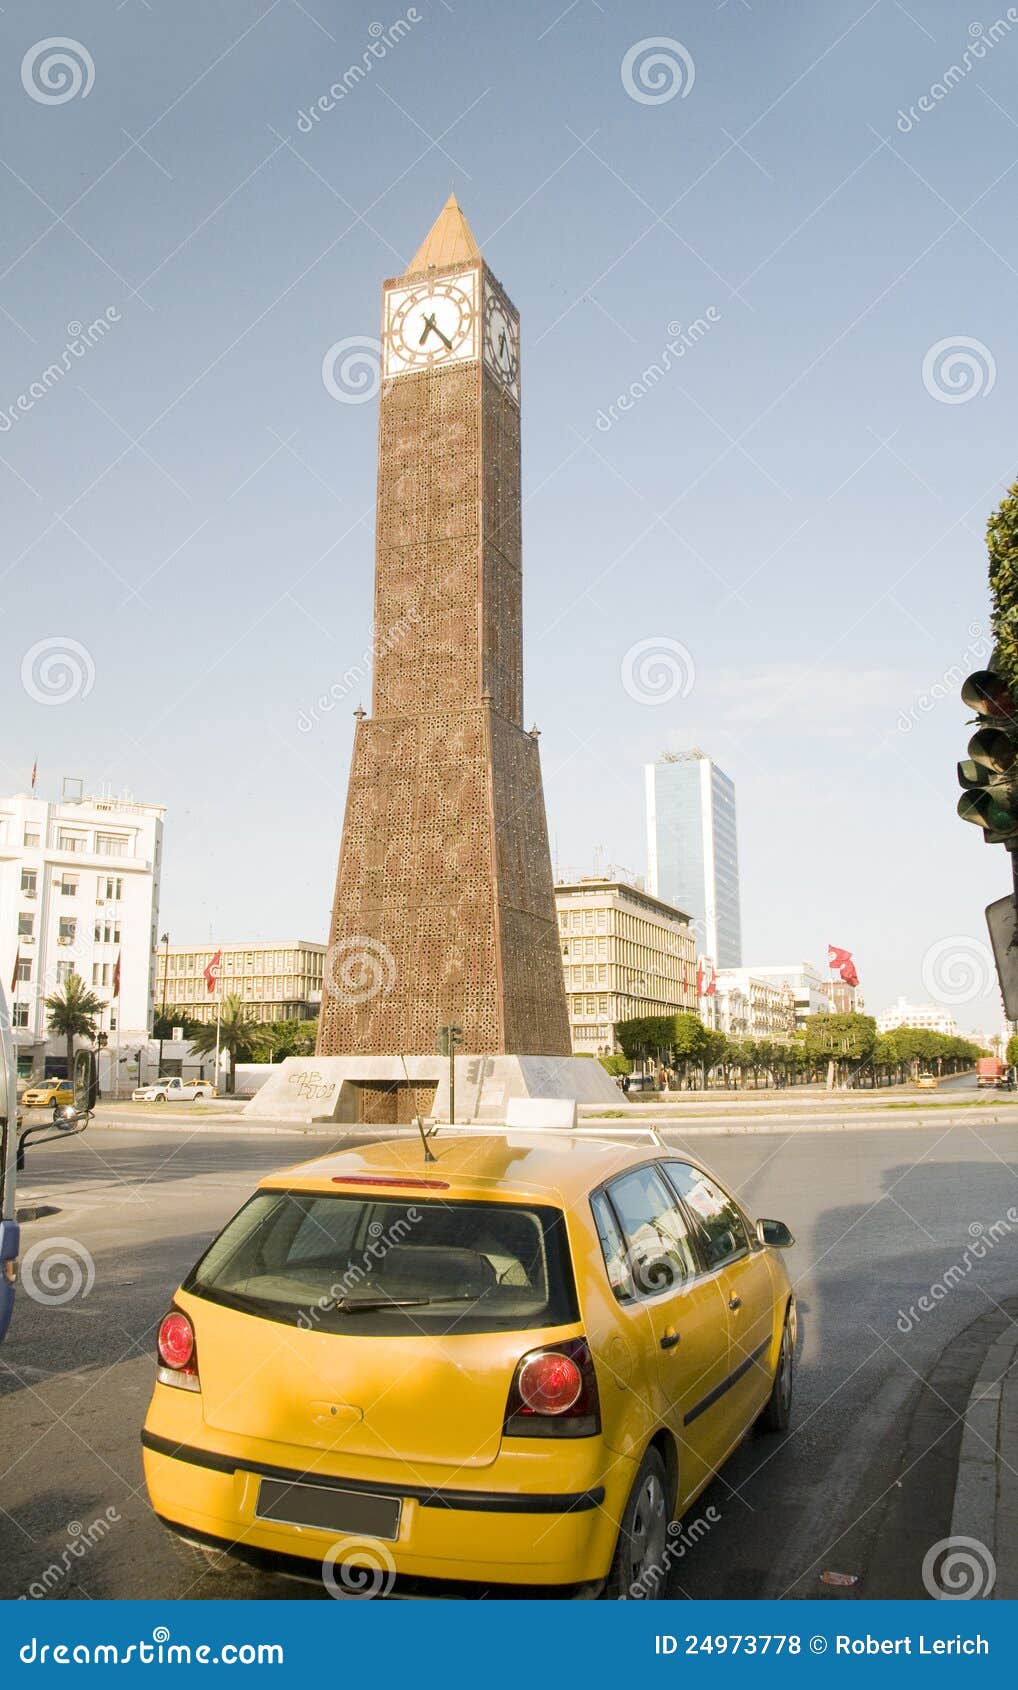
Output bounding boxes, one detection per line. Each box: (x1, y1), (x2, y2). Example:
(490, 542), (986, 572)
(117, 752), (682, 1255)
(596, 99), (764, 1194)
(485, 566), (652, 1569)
(950, 1318), (1018, 1598)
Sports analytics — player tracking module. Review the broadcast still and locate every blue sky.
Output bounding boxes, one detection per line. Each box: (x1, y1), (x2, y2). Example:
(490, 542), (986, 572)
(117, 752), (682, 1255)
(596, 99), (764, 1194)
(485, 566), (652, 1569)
(1, 0), (1016, 1031)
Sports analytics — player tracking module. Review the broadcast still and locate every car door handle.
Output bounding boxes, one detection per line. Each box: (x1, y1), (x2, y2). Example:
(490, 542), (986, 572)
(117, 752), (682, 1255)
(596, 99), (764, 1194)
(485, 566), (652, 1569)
(728, 1296), (742, 1311)
(659, 1328), (681, 1350)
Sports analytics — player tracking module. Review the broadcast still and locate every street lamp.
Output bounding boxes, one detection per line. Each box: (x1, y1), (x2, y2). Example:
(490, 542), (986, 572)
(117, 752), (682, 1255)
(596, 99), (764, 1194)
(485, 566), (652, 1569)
(156, 932), (169, 1077)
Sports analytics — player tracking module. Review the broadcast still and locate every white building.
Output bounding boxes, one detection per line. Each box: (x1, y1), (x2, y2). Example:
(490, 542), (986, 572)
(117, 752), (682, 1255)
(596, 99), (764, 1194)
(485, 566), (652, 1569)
(876, 997), (960, 1038)
(715, 969), (796, 1040)
(737, 962), (832, 1030)
(161, 940), (324, 1025)
(0, 790), (164, 1079)
(554, 877), (696, 1055)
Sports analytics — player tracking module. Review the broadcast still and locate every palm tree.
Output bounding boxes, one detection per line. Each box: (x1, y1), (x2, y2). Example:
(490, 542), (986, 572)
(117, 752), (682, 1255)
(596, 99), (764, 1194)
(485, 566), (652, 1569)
(45, 974), (103, 1087)
(188, 993), (261, 1094)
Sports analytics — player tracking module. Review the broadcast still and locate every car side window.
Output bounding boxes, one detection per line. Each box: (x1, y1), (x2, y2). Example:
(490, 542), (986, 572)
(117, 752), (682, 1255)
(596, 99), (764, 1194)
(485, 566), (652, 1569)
(590, 1191), (636, 1304)
(662, 1162), (750, 1269)
(603, 1166), (698, 1299)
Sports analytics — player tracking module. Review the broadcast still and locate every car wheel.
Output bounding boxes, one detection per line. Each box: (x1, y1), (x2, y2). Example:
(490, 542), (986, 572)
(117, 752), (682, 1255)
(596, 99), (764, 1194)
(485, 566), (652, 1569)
(603, 1447), (670, 1600)
(757, 1309), (794, 1434)
(154, 1094), (166, 1103)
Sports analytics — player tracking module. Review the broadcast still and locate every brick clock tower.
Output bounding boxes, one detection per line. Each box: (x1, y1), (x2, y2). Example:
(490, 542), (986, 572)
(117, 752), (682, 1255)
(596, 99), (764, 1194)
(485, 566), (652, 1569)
(317, 195), (572, 1072)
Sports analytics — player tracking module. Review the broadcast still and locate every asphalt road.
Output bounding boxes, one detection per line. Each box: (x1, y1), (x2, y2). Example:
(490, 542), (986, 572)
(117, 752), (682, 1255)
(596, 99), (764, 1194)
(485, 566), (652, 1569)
(3, 1104), (1017, 1602)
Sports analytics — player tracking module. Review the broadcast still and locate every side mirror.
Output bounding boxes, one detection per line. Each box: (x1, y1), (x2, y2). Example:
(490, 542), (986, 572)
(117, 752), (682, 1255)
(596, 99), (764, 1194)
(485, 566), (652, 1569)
(757, 1218), (795, 1249)
(72, 1050), (98, 1118)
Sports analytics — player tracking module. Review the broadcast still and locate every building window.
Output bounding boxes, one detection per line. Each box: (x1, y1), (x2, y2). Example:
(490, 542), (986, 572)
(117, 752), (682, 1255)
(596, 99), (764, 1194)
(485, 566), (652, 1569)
(97, 877), (124, 903)
(12, 1003), (29, 1028)
(18, 913), (34, 939)
(55, 961), (73, 983)
(58, 918), (77, 945)
(58, 875), (78, 896)
(58, 831), (87, 853)
(15, 960), (31, 984)
(23, 828), (40, 847)
(95, 832), (128, 857)
(20, 869), (37, 896)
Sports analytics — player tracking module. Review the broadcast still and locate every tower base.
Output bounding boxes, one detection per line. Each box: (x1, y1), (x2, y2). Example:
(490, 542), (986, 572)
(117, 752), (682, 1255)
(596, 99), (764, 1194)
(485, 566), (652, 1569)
(243, 1053), (624, 1125)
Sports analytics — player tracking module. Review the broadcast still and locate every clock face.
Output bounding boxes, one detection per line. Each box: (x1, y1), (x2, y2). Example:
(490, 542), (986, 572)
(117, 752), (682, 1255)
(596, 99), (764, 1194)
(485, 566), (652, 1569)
(483, 287), (520, 403)
(383, 271), (478, 377)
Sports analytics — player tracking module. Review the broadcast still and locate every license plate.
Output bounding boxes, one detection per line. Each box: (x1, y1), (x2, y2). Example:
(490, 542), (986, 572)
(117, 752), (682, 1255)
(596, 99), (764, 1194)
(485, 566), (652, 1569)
(255, 1479), (401, 1541)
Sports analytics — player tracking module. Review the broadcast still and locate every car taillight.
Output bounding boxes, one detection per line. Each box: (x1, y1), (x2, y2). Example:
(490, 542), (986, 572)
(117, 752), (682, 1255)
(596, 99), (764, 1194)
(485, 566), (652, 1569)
(504, 1338), (600, 1438)
(156, 1309), (200, 1392)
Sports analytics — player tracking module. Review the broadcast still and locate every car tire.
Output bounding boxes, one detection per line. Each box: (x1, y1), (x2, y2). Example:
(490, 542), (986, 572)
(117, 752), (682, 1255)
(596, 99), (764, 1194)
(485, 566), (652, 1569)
(154, 1094), (166, 1103)
(602, 1446), (671, 1600)
(757, 1309), (794, 1434)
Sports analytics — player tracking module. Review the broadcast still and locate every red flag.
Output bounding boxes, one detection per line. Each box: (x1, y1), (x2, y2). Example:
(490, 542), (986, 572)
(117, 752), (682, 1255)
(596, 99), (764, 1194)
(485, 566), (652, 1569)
(113, 952), (121, 998)
(204, 950), (221, 994)
(828, 945), (859, 988)
(10, 948), (20, 994)
(697, 959), (716, 997)
(30, 759), (37, 791)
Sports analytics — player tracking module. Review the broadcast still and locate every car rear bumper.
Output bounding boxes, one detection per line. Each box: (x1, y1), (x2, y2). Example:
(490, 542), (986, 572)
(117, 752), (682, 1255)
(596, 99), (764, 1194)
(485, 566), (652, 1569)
(141, 1425), (632, 1588)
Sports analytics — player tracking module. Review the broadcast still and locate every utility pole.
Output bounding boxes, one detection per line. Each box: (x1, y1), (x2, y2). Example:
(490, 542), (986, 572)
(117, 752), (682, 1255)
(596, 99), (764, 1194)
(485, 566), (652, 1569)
(156, 932), (169, 1076)
(437, 1022), (464, 1123)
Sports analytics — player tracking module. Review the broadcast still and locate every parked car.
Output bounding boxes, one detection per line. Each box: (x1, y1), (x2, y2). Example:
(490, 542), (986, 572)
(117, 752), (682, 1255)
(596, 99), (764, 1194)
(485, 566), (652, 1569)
(915, 1074), (937, 1089)
(20, 1078), (74, 1117)
(132, 1078), (215, 1103)
(142, 1130), (796, 1598)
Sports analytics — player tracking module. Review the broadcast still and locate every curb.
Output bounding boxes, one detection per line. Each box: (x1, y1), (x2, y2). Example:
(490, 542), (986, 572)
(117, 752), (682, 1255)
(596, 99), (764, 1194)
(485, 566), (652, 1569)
(950, 1322), (1018, 1598)
(82, 1113), (1018, 1141)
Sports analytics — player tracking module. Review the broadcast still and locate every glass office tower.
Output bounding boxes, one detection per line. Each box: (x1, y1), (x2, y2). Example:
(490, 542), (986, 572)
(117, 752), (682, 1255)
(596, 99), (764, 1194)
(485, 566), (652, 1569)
(644, 750), (742, 968)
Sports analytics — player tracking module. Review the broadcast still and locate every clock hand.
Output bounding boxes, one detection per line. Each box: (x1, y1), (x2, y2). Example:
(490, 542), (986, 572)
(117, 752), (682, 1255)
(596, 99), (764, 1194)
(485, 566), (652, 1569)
(419, 311), (453, 352)
(498, 330), (508, 360)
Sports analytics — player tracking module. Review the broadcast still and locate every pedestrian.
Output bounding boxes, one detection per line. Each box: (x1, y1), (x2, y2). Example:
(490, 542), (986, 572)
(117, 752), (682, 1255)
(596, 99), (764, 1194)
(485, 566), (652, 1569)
(621, 1072), (630, 1096)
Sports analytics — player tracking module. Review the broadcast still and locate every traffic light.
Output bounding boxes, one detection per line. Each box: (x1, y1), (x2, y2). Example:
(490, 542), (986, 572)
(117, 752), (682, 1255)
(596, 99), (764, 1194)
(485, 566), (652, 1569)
(958, 665), (1018, 843)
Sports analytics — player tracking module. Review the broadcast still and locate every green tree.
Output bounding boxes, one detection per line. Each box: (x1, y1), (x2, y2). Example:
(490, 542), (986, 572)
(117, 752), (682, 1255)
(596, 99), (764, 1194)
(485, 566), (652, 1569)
(598, 1052), (631, 1078)
(988, 480), (1018, 692)
(802, 1013), (877, 1087)
(152, 1007), (205, 1041)
(45, 973), (103, 1081)
(257, 1017), (319, 1063)
(671, 1013), (707, 1084)
(188, 994), (262, 1094)
(1007, 1034), (1018, 1068)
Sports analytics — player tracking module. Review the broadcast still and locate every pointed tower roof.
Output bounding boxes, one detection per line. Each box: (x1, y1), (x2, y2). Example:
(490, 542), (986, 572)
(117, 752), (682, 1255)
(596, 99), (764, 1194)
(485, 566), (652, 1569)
(405, 192), (480, 274)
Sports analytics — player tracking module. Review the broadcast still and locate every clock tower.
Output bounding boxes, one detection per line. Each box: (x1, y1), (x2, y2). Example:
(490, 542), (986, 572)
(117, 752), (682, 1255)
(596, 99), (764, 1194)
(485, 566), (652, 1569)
(317, 194), (572, 1067)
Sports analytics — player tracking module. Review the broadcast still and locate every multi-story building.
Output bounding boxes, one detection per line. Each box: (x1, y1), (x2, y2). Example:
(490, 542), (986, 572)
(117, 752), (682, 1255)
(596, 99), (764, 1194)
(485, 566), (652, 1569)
(715, 969), (796, 1040)
(738, 962), (832, 1030)
(827, 977), (864, 1015)
(161, 940), (325, 1025)
(876, 998), (960, 1038)
(0, 789), (164, 1078)
(644, 750), (742, 967)
(554, 878), (696, 1055)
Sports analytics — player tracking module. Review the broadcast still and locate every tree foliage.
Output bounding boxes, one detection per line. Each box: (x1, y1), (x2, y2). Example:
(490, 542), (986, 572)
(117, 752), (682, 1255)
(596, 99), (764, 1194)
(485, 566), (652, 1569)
(988, 480), (1018, 692)
(45, 973), (103, 1077)
(187, 994), (262, 1093)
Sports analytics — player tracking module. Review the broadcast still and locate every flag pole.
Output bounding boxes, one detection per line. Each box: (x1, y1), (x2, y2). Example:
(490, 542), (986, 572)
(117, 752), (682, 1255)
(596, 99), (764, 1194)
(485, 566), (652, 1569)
(214, 955), (222, 1096)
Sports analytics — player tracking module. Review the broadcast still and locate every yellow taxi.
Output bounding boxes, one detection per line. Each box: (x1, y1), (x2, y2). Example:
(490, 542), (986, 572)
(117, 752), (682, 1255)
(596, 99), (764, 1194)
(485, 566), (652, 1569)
(20, 1078), (74, 1113)
(142, 1132), (796, 1598)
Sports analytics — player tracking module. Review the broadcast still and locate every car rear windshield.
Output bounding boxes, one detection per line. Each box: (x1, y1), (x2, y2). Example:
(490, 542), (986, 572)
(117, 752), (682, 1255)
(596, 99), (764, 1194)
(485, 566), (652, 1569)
(183, 1191), (579, 1336)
